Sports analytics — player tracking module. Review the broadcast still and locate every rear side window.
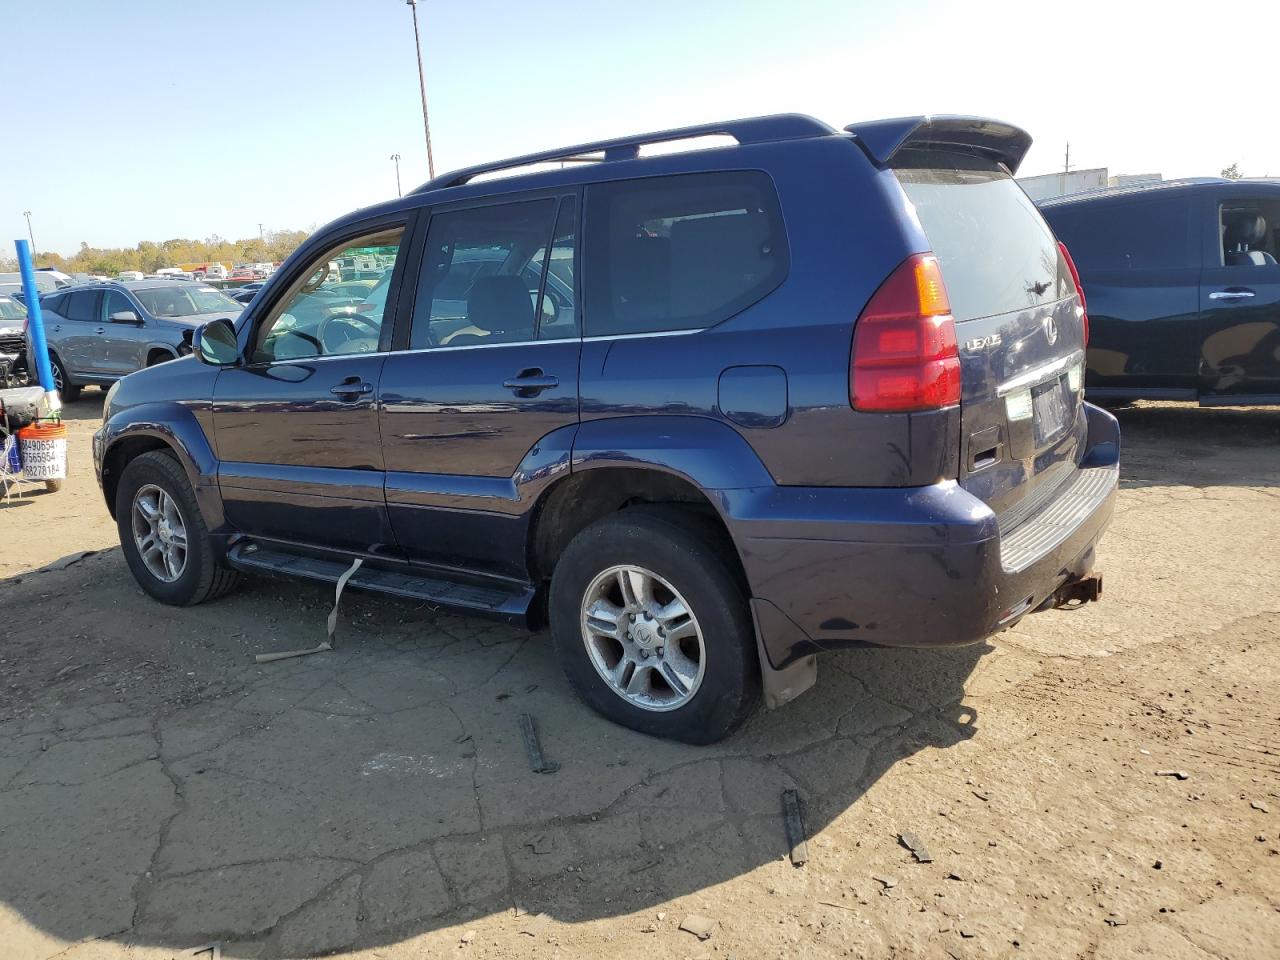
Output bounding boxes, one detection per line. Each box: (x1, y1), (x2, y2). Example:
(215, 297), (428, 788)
(64, 290), (100, 322)
(895, 151), (1073, 323)
(584, 171), (788, 336)
(41, 293), (66, 314)
(408, 198), (560, 350)
(1046, 197), (1195, 272)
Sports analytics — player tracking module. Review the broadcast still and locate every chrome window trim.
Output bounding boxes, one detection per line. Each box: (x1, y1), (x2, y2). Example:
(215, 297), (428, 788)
(254, 326), (705, 367)
(582, 328), (704, 343)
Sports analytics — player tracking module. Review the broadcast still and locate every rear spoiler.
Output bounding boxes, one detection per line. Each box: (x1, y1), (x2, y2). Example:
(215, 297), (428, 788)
(844, 115), (1033, 174)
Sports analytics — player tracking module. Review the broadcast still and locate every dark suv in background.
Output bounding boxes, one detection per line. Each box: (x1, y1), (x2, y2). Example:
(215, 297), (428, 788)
(94, 114), (1118, 742)
(1041, 178), (1280, 405)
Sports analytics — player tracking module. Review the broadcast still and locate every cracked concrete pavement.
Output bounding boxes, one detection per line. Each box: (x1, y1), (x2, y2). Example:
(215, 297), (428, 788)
(1, 398), (1278, 959)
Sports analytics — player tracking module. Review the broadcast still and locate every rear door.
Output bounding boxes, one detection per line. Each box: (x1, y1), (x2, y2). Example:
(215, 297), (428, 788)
(380, 192), (581, 580)
(894, 151), (1085, 522)
(1199, 195), (1280, 400)
(57, 289), (104, 375)
(1043, 194), (1202, 398)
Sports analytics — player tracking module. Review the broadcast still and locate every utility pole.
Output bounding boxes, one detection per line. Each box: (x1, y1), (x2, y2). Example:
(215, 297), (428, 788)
(258, 223), (264, 242)
(1061, 142), (1071, 194)
(22, 210), (35, 255)
(391, 153), (403, 197)
(406, 0), (436, 178)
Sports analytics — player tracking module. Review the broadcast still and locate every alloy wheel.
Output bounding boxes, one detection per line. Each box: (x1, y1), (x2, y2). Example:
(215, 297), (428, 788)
(131, 483), (188, 583)
(580, 564), (706, 712)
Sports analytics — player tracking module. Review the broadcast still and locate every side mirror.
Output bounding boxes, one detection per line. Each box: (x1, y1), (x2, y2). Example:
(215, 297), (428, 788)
(193, 317), (239, 366)
(110, 310), (142, 325)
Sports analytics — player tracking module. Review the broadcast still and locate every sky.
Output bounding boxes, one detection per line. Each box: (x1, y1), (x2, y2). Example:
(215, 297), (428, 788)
(3, 0), (1277, 258)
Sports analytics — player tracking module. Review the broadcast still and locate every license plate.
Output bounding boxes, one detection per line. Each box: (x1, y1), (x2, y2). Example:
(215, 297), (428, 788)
(1032, 375), (1071, 446)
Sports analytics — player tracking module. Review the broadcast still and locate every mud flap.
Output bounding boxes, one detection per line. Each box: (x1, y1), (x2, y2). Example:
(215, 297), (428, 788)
(751, 598), (818, 709)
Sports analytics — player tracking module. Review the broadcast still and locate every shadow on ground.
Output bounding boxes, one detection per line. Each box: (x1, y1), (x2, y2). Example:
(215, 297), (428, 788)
(1110, 401), (1280, 489)
(0, 549), (987, 957)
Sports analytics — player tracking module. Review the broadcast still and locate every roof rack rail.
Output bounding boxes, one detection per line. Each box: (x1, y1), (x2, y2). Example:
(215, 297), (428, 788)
(410, 113), (835, 194)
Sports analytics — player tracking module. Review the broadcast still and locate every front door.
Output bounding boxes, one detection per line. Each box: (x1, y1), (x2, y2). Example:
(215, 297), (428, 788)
(213, 222), (409, 554)
(1200, 196), (1280, 400)
(97, 288), (148, 376)
(380, 193), (581, 580)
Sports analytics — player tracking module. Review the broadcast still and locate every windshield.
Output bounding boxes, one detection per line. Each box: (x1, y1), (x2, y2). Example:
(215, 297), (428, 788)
(0, 297), (26, 320)
(133, 285), (240, 318)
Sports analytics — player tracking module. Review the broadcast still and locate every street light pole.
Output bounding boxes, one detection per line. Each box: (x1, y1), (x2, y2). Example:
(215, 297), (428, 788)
(22, 210), (35, 255)
(406, 0), (435, 178)
(391, 153), (402, 197)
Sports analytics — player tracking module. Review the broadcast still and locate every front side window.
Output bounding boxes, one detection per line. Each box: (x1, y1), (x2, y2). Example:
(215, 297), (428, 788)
(133, 285), (240, 318)
(252, 226), (404, 363)
(1220, 200), (1280, 267)
(408, 198), (562, 350)
(583, 171), (788, 337)
(103, 289), (136, 320)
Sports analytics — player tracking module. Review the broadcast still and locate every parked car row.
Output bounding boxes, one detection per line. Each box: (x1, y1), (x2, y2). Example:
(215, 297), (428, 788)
(94, 113), (1116, 743)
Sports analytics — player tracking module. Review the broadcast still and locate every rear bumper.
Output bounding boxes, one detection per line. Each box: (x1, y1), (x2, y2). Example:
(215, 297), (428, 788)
(730, 403), (1120, 669)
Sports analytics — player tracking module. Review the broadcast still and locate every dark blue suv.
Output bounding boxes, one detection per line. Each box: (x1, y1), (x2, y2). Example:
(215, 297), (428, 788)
(93, 114), (1119, 742)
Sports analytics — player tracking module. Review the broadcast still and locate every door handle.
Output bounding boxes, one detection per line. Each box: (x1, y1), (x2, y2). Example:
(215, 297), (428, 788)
(1209, 288), (1256, 301)
(94, 327), (106, 335)
(502, 368), (559, 396)
(329, 378), (374, 398)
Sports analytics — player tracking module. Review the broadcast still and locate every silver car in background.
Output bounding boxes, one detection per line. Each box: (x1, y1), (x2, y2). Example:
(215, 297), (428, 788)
(31, 280), (243, 399)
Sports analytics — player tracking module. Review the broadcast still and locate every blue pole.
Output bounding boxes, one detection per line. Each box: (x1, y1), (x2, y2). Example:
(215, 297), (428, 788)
(14, 239), (58, 406)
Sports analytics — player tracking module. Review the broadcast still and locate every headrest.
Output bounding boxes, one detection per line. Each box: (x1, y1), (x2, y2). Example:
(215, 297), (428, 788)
(1224, 213), (1266, 248)
(467, 275), (533, 338)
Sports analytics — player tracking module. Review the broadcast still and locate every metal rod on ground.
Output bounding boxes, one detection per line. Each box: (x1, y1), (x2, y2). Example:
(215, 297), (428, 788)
(14, 239), (59, 416)
(782, 789), (809, 866)
(519, 713), (559, 774)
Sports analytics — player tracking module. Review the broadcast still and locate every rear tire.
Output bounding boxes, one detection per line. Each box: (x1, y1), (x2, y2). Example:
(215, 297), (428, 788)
(550, 508), (759, 744)
(115, 450), (239, 606)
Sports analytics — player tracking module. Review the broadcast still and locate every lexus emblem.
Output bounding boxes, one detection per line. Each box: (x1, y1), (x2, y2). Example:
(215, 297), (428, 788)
(1043, 316), (1059, 346)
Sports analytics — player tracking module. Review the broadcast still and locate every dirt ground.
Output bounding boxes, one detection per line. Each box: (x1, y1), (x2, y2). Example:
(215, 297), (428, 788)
(1, 394), (1277, 960)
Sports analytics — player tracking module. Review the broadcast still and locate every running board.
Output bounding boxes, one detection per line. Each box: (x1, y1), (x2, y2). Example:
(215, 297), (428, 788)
(225, 542), (534, 624)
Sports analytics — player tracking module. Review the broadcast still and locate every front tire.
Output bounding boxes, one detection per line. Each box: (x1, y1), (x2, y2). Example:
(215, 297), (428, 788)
(115, 450), (239, 605)
(550, 509), (759, 743)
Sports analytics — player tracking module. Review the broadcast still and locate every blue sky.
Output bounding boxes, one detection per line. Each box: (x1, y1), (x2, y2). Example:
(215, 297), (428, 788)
(4, 0), (1278, 256)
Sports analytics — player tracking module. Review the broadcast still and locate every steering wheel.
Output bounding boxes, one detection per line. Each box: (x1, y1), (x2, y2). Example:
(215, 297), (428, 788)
(317, 312), (381, 353)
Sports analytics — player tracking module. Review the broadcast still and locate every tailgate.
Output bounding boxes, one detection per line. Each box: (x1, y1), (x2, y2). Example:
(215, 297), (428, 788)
(894, 151), (1087, 523)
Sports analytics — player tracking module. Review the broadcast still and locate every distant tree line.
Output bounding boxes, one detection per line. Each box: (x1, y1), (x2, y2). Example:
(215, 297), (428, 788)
(0, 229), (313, 276)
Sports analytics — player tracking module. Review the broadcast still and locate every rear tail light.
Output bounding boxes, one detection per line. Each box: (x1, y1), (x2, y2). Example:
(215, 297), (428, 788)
(1057, 241), (1089, 347)
(851, 254), (961, 412)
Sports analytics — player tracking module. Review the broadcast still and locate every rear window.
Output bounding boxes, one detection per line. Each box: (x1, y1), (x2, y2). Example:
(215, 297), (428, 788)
(584, 171), (788, 336)
(1045, 197), (1195, 271)
(895, 150), (1073, 323)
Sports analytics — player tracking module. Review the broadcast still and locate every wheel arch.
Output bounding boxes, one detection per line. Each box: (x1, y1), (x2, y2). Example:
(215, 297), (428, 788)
(145, 345), (178, 366)
(528, 465), (747, 588)
(99, 405), (221, 528)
